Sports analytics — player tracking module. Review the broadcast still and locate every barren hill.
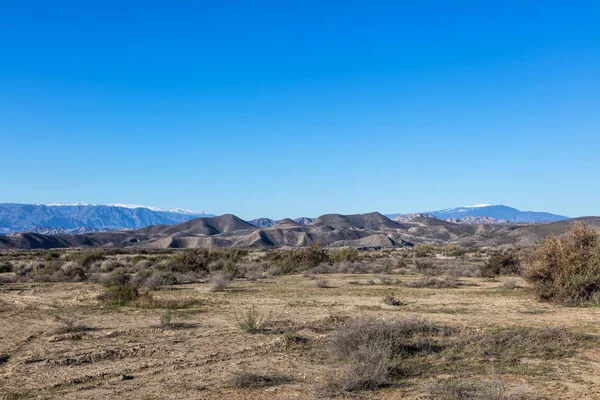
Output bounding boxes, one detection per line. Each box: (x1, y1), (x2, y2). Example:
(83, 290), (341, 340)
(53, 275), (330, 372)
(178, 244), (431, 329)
(0, 213), (597, 250)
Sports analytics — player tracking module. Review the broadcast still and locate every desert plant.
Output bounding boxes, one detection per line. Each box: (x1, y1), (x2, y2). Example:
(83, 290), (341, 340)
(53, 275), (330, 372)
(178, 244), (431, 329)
(236, 306), (269, 333)
(324, 316), (453, 393)
(524, 222), (600, 305)
(53, 316), (91, 334)
(382, 294), (404, 306)
(228, 370), (291, 388)
(406, 276), (459, 289)
(209, 273), (230, 292)
(414, 243), (436, 257)
(502, 278), (519, 289)
(60, 261), (87, 281)
(0, 261), (12, 273)
(159, 311), (173, 328)
(441, 244), (465, 257)
(480, 250), (521, 278)
(415, 260), (441, 276)
(316, 278), (329, 288)
(330, 247), (360, 263)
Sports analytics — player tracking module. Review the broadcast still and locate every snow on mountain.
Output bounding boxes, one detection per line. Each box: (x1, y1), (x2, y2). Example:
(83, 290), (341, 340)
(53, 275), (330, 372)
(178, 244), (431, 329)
(0, 203), (214, 233)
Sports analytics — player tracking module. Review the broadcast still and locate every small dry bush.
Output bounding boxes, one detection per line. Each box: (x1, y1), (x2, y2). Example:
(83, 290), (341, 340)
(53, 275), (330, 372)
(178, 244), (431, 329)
(53, 316), (91, 334)
(525, 222), (600, 305)
(441, 244), (466, 257)
(415, 260), (442, 276)
(159, 311), (173, 328)
(502, 278), (519, 289)
(382, 294), (405, 306)
(229, 370), (291, 388)
(209, 273), (230, 292)
(323, 316), (454, 393)
(427, 377), (533, 400)
(472, 326), (585, 361)
(236, 306), (269, 333)
(480, 250), (521, 278)
(407, 276), (459, 289)
(414, 243), (436, 257)
(135, 293), (203, 309)
(316, 278), (329, 288)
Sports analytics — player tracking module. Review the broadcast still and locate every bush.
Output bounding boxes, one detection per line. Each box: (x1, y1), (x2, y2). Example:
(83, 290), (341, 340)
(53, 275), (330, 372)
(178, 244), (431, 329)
(236, 306), (269, 333)
(525, 222), (600, 305)
(480, 250), (521, 278)
(60, 261), (87, 281)
(316, 279), (329, 288)
(427, 377), (530, 400)
(159, 311), (173, 328)
(0, 261), (12, 273)
(101, 272), (139, 306)
(228, 371), (291, 389)
(209, 273), (230, 292)
(415, 260), (441, 276)
(382, 294), (405, 306)
(441, 244), (465, 257)
(53, 316), (91, 334)
(324, 316), (453, 392)
(414, 243), (436, 257)
(330, 247), (360, 263)
(406, 276), (459, 289)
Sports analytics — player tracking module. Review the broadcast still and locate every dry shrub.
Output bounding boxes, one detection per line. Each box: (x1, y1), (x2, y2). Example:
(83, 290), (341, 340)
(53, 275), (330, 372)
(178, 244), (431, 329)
(330, 247), (360, 263)
(441, 244), (466, 257)
(480, 250), (521, 278)
(236, 306), (269, 333)
(407, 276), (459, 289)
(473, 326), (585, 361)
(229, 370), (291, 388)
(414, 243), (436, 257)
(427, 377), (532, 400)
(323, 316), (453, 393)
(53, 316), (91, 334)
(135, 293), (203, 309)
(209, 273), (230, 292)
(315, 278), (329, 288)
(525, 222), (600, 305)
(415, 260), (441, 276)
(0, 275), (17, 284)
(502, 278), (519, 289)
(382, 294), (405, 306)
(0, 261), (12, 273)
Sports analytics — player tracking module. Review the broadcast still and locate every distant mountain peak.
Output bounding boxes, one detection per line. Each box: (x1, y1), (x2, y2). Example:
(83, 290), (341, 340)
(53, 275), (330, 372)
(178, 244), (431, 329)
(44, 202), (207, 215)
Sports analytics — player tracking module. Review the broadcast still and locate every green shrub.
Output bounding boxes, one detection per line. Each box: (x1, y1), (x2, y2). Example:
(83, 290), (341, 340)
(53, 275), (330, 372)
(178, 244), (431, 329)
(525, 222), (600, 305)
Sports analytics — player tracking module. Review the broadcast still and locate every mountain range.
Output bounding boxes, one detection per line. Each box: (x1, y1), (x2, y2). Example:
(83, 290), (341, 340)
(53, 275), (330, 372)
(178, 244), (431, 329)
(0, 211), (597, 251)
(0, 203), (570, 235)
(0, 203), (213, 233)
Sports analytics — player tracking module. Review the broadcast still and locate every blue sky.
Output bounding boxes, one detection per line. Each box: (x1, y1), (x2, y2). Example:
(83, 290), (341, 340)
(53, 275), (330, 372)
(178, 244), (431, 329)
(1, 1), (599, 219)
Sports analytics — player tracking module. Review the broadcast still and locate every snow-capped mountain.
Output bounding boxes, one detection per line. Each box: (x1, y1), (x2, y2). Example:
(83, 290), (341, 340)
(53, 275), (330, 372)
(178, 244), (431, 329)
(0, 203), (214, 233)
(429, 205), (568, 223)
(386, 205), (569, 224)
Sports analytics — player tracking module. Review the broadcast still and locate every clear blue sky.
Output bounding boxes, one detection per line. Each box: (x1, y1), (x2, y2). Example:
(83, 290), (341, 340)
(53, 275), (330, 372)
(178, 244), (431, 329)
(1, 1), (599, 219)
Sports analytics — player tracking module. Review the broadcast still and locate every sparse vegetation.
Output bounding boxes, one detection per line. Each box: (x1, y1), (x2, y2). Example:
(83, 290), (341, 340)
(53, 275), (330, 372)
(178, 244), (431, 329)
(209, 273), (230, 292)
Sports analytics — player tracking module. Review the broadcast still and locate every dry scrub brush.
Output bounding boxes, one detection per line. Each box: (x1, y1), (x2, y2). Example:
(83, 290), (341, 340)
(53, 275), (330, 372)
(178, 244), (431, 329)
(525, 222), (600, 305)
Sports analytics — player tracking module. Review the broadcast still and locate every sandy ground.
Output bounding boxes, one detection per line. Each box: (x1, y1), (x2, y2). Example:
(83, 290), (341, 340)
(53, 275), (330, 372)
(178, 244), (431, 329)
(1, 274), (600, 399)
